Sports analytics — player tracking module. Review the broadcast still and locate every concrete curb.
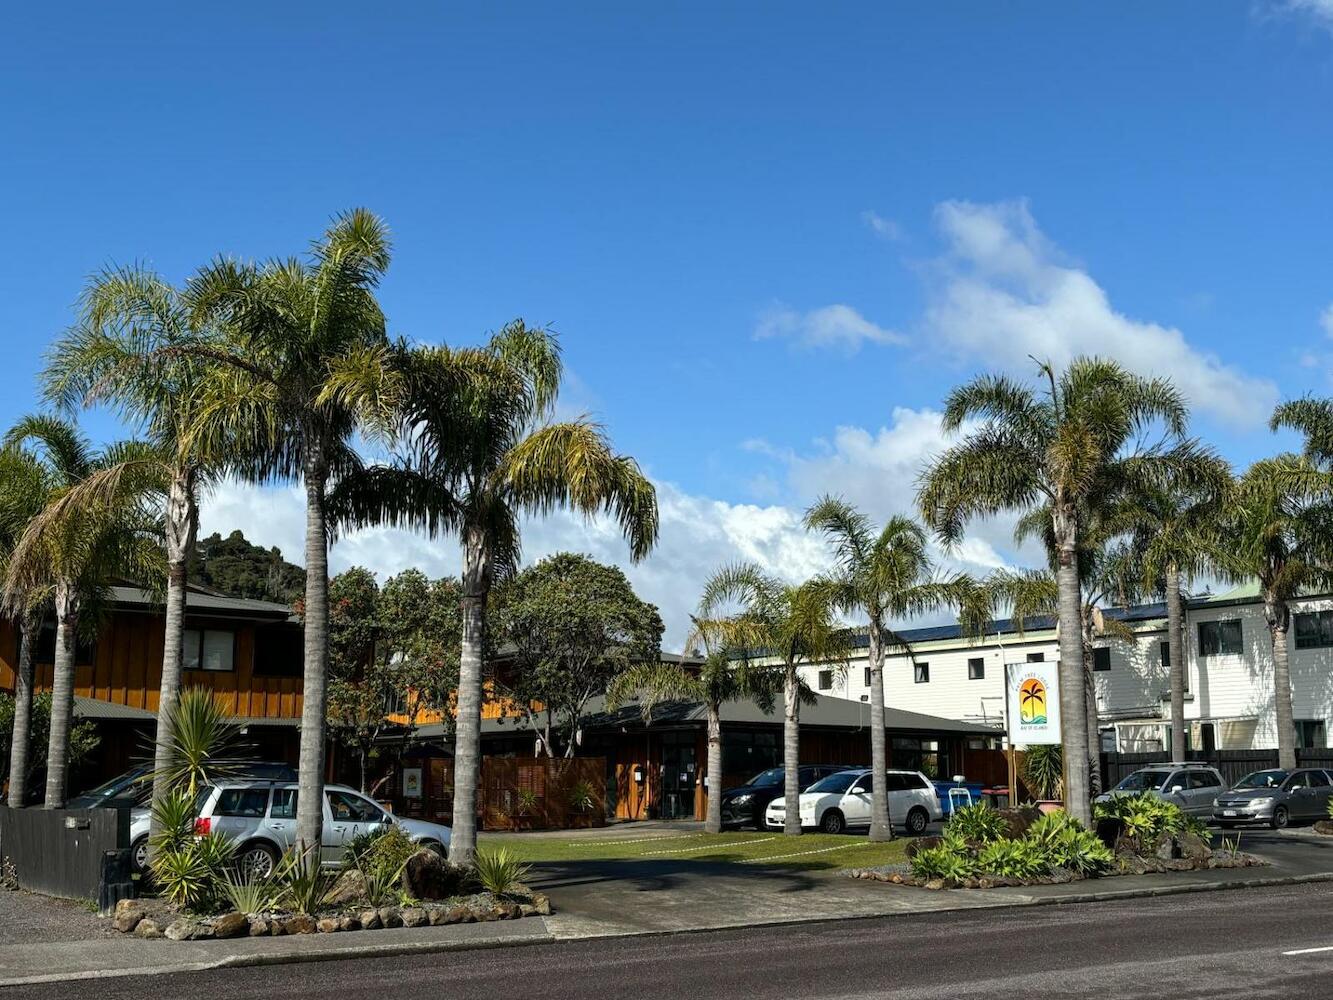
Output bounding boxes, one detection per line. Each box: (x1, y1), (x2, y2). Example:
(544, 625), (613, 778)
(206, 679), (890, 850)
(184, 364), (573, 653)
(5, 870), (1333, 988)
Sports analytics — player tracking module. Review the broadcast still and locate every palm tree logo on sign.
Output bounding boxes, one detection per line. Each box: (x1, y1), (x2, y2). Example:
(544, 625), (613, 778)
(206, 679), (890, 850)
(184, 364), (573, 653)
(1019, 678), (1047, 725)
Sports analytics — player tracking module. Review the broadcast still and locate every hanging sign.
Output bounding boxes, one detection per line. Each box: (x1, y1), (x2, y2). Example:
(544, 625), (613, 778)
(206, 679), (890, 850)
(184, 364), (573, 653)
(1005, 661), (1061, 746)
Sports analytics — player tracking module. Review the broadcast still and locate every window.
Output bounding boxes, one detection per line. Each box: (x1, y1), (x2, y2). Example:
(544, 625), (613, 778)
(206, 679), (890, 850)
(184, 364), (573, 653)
(885, 773), (910, 792)
(1198, 619), (1243, 657)
(850, 775), (873, 794)
(1026, 652), (1044, 663)
(254, 624), (303, 677)
(325, 790), (384, 823)
(1287, 771), (1313, 790)
(1187, 770), (1220, 790)
(1311, 770), (1331, 788)
(863, 666), (872, 687)
(1296, 719), (1327, 749)
(1093, 647), (1112, 672)
(32, 623), (95, 666)
(183, 628), (235, 672)
(914, 661), (929, 684)
(967, 657), (985, 680)
(817, 670), (833, 691)
(1160, 641), (1170, 667)
(270, 789), (297, 819)
(1295, 610), (1333, 650)
(215, 787), (270, 818)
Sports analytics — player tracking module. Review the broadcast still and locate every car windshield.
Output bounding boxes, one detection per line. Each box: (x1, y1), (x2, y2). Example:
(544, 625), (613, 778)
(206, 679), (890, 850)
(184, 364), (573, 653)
(75, 769), (149, 803)
(805, 772), (859, 794)
(1234, 770), (1288, 789)
(748, 768), (784, 787)
(1114, 769), (1173, 792)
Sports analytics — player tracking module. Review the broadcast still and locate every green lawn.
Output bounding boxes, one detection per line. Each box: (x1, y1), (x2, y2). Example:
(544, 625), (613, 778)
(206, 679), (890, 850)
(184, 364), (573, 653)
(477, 829), (908, 871)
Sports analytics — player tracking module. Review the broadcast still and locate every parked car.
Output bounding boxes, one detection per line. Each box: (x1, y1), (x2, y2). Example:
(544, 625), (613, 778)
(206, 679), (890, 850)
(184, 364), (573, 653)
(764, 768), (942, 835)
(1212, 768), (1333, 829)
(129, 781), (450, 876)
(719, 764), (856, 829)
(67, 761), (298, 810)
(1093, 763), (1225, 817)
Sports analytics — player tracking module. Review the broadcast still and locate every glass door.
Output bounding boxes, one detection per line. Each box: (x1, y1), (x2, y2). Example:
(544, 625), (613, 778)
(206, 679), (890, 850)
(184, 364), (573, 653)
(659, 732), (697, 820)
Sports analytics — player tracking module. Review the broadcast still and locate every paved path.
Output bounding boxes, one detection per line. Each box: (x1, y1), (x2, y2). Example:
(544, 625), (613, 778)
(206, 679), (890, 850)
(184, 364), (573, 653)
(23, 882), (1333, 999)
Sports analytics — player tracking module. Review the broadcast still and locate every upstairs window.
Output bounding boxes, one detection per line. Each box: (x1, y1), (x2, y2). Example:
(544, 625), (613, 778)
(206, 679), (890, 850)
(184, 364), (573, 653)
(967, 657), (985, 680)
(1294, 610), (1333, 650)
(184, 628), (235, 672)
(817, 670), (833, 691)
(914, 662), (929, 684)
(1093, 647), (1112, 672)
(1198, 619), (1243, 657)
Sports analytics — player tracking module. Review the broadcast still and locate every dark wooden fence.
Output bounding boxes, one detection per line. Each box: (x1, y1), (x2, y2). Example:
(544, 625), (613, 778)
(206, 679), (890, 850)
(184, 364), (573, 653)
(0, 806), (130, 906)
(389, 757), (607, 831)
(1101, 749), (1333, 788)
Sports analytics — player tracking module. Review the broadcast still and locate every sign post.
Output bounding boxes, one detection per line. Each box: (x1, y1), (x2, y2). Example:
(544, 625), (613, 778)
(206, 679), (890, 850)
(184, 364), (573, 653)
(1005, 661), (1062, 804)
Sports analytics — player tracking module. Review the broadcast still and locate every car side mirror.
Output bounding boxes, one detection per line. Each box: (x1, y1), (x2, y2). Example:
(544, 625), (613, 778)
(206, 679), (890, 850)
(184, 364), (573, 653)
(1170, 785), (1184, 794)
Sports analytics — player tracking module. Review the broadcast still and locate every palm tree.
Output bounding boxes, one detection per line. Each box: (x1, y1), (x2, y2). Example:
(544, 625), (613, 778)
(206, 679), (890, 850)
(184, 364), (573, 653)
(1121, 458), (1232, 761)
(803, 498), (978, 841)
(334, 322), (657, 864)
(917, 358), (1191, 825)
(0, 446), (55, 806)
(1, 416), (164, 806)
(1218, 457), (1333, 769)
(607, 615), (776, 834)
(181, 209), (394, 857)
(42, 263), (224, 844)
(698, 565), (853, 836)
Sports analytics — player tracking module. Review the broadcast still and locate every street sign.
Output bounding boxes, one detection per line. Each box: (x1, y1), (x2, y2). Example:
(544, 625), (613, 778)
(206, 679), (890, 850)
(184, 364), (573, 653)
(1005, 661), (1061, 746)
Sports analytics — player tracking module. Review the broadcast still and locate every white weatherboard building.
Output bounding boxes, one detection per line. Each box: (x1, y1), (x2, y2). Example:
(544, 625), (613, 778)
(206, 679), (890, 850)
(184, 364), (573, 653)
(796, 583), (1333, 754)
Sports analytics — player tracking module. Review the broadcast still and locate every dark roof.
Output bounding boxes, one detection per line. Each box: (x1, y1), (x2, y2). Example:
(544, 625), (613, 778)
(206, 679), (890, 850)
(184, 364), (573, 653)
(861, 601), (1171, 648)
(72, 696), (156, 721)
(414, 692), (1000, 740)
(108, 585), (295, 622)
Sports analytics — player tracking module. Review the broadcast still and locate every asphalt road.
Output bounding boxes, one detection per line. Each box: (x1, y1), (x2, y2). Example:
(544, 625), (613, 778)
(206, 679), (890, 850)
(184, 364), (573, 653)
(24, 882), (1333, 999)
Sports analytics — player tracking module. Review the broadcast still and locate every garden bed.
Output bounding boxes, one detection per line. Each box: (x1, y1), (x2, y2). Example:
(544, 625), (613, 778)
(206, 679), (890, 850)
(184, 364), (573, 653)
(845, 800), (1265, 891)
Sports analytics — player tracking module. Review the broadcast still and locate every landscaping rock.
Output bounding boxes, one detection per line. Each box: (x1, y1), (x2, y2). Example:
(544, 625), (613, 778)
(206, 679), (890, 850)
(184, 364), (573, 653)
(378, 906), (402, 928)
(248, 917), (271, 936)
(284, 914), (318, 935)
(428, 907), (450, 925)
(337, 915), (361, 932)
(165, 919), (212, 941)
(1177, 831), (1212, 863)
(994, 806), (1042, 839)
(1315, 819), (1333, 837)
(1152, 833), (1177, 862)
(402, 849), (469, 900)
(212, 912), (249, 939)
(113, 901), (145, 934)
(358, 909), (382, 930)
(444, 906), (472, 924)
(400, 907), (428, 928)
(923, 878), (946, 891)
(325, 869), (369, 907)
(134, 918), (165, 939)
(268, 919), (287, 936)
(529, 892), (552, 916)
(317, 917), (340, 934)
(903, 836), (942, 859)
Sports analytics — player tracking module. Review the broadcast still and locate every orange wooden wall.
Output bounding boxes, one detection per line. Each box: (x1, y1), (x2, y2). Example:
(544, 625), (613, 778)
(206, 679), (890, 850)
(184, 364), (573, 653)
(0, 613), (303, 719)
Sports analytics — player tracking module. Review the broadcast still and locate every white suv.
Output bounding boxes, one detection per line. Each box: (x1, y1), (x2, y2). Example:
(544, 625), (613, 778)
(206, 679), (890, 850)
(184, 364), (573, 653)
(765, 768), (942, 835)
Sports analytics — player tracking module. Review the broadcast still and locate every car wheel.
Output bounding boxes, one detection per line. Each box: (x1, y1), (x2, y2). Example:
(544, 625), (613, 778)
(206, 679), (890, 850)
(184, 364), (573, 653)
(421, 839), (446, 858)
(131, 836), (149, 875)
(1271, 806), (1289, 830)
(237, 841), (280, 880)
(905, 807), (929, 836)
(820, 810), (846, 834)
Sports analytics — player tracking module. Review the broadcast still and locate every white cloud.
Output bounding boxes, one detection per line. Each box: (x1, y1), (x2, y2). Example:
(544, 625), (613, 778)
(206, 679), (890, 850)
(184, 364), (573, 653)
(862, 210), (904, 241)
(921, 199), (1278, 428)
(754, 303), (906, 353)
(1320, 303), (1333, 339)
(1283, 0), (1333, 31)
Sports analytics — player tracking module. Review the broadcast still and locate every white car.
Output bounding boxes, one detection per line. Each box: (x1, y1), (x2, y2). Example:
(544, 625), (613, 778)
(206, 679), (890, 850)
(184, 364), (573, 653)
(764, 768), (942, 835)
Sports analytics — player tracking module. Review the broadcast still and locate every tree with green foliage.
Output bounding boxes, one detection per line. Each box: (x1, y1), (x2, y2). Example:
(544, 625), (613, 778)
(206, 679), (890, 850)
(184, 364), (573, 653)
(1, 416), (163, 807)
(804, 498), (981, 841)
(699, 565), (853, 836)
(494, 553), (662, 758)
(918, 358), (1196, 826)
(0, 691), (99, 802)
(182, 208), (396, 857)
(189, 530), (304, 603)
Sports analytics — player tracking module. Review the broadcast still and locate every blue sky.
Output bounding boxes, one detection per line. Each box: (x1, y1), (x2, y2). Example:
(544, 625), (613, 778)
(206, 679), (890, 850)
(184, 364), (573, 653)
(5, 2), (1333, 644)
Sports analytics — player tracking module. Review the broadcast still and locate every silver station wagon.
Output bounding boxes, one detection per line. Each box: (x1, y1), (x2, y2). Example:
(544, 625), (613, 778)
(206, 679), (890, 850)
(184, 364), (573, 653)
(130, 781), (452, 876)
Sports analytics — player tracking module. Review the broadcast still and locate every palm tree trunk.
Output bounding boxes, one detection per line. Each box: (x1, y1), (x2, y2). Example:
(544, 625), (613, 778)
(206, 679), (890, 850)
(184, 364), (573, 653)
(1080, 611), (1102, 796)
(295, 456), (331, 860)
(782, 663), (801, 836)
(148, 465), (196, 857)
(866, 621), (893, 841)
(450, 524), (489, 865)
(44, 582), (78, 808)
(1054, 520), (1091, 827)
(705, 703), (722, 834)
(1268, 596), (1297, 770)
(1166, 564), (1186, 762)
(7, 612), (37, 807)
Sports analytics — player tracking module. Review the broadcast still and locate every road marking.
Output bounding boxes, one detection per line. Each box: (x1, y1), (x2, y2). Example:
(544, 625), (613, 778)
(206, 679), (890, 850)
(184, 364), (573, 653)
(640, 836), (779, 856)
(738, 841), (876, 863)
(1283, 946), (1333, 956)
(565, 833), (707, 848)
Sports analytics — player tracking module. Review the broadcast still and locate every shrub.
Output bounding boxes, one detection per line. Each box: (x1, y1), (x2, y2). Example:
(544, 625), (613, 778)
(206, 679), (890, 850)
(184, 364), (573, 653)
(472, 848), (531, 895)
(977, 838), (1051, 879)
(1094, 792), (1192, 843)
(151, 833), (234, 911)
(567, 780), (597, 814)
(945, 803), (1008, 846)
(148, 788), (199, 855)
(274, 850), (337, 915)
(342, 824), (417, 881)
(1021, 744), (1063, 800)
(220, 868), (279, 915)
(909, 845), (977, 882)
